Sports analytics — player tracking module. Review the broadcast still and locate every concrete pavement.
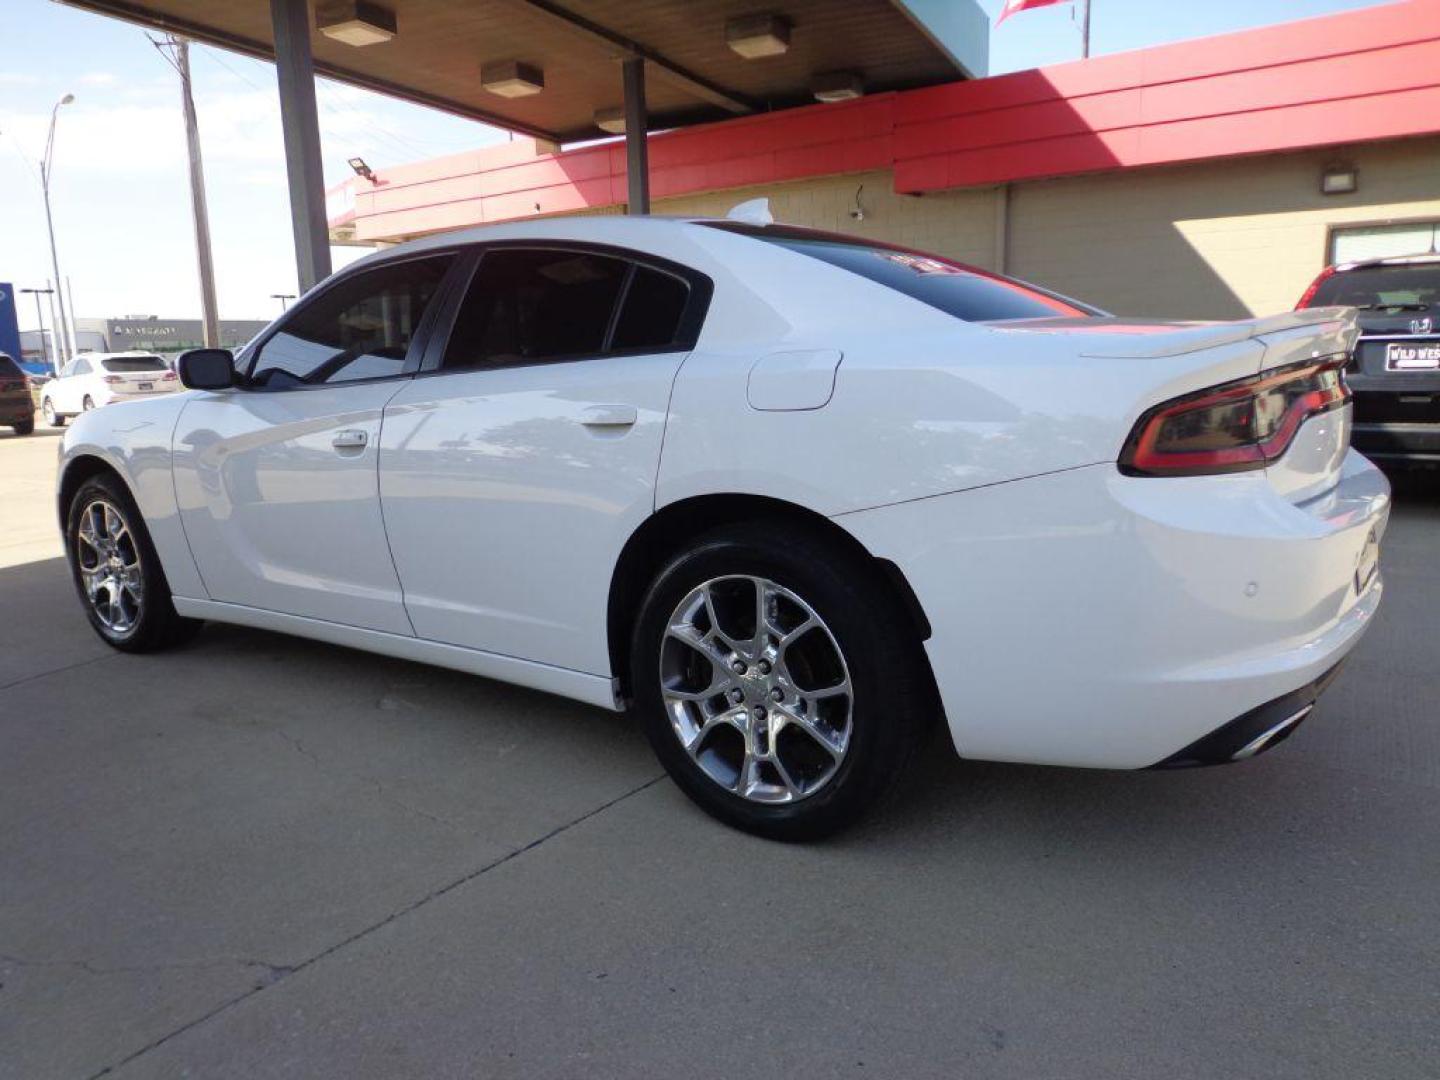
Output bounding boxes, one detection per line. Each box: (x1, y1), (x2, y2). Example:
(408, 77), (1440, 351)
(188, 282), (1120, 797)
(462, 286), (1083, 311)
(1, 421), (1437, 1079)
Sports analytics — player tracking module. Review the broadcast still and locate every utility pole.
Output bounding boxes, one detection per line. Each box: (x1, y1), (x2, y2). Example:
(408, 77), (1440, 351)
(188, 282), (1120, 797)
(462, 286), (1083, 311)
(41, 93), (75, 365)
(19, 287), (54, 373)
(1079, 0), (1092, 59)
(152, 34), (220, 348)
(270, 293), (296, 312)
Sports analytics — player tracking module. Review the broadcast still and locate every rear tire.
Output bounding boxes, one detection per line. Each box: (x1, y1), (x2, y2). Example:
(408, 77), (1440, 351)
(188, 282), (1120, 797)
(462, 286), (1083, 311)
(42, 398), (63, 427)
(11, 419), (33, 436)
(82, 396), (95, 412)
(631, 522), (932, 840)
(65, 472), (202, 652)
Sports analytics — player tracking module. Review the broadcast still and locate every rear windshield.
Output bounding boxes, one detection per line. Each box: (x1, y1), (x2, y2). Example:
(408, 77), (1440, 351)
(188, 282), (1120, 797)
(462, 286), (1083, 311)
(1310, 263), (1440, 311)
(0, 355), (21, 377)
(703, 221), (1100, 321)
(101, 356), (168, 373)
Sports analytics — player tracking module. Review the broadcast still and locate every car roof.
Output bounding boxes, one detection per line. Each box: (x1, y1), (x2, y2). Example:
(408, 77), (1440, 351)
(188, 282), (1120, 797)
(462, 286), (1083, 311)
(348, 214), (725, 270)
(1332, 253), (1440, 273)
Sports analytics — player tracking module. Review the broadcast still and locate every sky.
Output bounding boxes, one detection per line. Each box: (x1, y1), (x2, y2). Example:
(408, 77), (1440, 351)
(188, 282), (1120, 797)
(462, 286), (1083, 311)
(0, 0), (1399, 326)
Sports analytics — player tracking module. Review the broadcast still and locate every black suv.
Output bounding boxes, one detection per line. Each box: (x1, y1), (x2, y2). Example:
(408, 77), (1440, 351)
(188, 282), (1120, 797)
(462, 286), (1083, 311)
(0, 353), (35, 436)
(1298, 255), (1440, 465)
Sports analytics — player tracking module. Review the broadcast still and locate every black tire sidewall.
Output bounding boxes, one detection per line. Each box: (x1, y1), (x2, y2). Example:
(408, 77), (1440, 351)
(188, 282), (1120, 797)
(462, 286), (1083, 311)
(631, 524), (922, 840)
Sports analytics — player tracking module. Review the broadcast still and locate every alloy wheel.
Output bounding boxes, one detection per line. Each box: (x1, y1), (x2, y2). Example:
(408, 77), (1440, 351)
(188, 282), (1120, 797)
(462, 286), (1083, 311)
(75, 499), (144, 635)
(660, 575), (853, 804)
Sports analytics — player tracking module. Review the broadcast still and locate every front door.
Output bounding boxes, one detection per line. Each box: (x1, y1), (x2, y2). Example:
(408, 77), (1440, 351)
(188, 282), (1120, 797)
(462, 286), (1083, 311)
(172, 253), (455, 634)
(380, 245), (705, 675)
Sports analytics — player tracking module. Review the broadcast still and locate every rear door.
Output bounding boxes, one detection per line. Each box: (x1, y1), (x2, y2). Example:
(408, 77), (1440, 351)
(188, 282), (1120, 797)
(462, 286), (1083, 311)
(379, 244), (708, 675)
(172, 252), (456, 633)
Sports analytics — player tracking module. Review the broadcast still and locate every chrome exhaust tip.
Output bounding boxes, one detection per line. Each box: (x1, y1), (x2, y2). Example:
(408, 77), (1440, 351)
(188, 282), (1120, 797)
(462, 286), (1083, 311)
(1231, 704), (1315, 761)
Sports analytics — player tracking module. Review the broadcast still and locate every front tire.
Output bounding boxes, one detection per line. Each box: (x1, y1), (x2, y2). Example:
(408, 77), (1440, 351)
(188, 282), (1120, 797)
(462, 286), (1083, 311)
(42, 398), (63, 427)
(82, 395), (95, 412)
(631, 522), (932, 840)
(65, 473), (201, 652)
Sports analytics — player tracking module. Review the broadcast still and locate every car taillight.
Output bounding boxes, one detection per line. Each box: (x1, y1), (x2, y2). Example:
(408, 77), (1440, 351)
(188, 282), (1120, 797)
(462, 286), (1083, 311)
(1295, 265), (1337, 310)
(103, 374), (123, 384)
(162, 370), (178, 381)
(1119, 359), (1351, 477)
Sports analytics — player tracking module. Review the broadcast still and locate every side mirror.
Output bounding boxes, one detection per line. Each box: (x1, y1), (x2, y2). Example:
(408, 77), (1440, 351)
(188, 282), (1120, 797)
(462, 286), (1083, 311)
(177, 348), (235, 391)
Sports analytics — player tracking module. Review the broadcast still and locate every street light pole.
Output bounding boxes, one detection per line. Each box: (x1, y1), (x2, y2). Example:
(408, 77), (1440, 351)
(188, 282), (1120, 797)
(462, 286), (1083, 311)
(19, 287), (55, 373)
(270, 293), (296, 312)
(40, 93), (75, 366)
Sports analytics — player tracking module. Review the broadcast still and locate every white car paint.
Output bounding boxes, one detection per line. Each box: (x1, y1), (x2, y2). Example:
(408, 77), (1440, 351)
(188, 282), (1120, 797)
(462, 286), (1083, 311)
(41, 352), (179, 419)
(57, 214), (1389, 769)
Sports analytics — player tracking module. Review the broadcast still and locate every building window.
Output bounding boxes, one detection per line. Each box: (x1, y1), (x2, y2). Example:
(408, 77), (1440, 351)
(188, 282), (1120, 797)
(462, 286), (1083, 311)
(1330, 221), (1440, 265)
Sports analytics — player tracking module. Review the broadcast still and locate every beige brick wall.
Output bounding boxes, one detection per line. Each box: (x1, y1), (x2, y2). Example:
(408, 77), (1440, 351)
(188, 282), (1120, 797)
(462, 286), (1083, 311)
(653, 170), (1001, 269)
(521, 139), (1440, 323)
(1007, 138), (1440, 320)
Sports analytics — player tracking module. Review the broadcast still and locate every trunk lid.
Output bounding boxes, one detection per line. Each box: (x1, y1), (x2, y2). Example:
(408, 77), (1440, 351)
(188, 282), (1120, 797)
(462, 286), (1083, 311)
(990, 307), (1356, 363)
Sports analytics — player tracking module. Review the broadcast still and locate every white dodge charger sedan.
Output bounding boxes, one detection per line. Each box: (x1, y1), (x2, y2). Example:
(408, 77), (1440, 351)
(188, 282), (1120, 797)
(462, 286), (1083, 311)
(56, 211), (1389, 838)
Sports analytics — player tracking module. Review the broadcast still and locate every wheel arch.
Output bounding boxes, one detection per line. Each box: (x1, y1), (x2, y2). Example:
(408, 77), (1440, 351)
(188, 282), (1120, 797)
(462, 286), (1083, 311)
(606, 493), (935, 704)
(57, 453), (129, 533)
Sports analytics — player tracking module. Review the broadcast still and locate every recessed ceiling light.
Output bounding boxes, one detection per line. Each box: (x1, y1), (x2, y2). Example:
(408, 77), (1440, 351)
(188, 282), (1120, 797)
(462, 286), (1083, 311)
(481, 60), (545, 98)
(317, 0), (396, 47)
(812, 71), (863, 103)
(726, 14), (791, 59)
(594, 107), (626, 135)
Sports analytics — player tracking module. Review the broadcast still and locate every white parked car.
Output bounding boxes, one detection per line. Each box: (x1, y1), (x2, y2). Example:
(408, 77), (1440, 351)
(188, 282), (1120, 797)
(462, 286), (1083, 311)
(41, 351), (178, 426)
(56, 213), (1388, 838)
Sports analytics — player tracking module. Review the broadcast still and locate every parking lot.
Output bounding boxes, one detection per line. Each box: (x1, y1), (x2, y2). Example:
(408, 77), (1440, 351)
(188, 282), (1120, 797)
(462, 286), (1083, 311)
(1, 419), (1437, 1080)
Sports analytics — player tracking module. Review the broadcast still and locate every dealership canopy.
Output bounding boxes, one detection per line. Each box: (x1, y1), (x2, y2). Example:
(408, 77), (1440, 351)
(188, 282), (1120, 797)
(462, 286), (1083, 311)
(58, 0), (988, 289)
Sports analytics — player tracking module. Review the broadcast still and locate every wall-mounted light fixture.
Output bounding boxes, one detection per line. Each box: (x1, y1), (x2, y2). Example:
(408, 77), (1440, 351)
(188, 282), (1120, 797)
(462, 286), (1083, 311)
(726, 14), (791, 59)
(482, 60), (545, 98)
(317, 0), (396, 46)
(594, 107), (626, 135)
(812, 71), (863, 103)
(347, 157), (377, 183)
(1321, 164), (1358, 195)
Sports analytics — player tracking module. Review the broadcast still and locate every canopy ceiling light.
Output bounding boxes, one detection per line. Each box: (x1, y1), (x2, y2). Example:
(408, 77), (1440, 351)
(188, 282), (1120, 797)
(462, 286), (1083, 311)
(812, 71), (863, 103)
(726, 14), (791, 59)
(594, 107), (626, 135)
(481, 60), (545, 98)
(317, 0), (396, 47)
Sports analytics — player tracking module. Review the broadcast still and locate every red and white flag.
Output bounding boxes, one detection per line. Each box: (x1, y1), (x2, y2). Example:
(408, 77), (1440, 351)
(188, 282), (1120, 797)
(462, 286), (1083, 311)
(996, 0), (1069, 25)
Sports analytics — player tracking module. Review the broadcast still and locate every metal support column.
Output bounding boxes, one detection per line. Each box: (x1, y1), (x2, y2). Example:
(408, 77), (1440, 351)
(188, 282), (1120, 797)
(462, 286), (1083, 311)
(270, 0), (332, 292)
(623, 57), (649, 216)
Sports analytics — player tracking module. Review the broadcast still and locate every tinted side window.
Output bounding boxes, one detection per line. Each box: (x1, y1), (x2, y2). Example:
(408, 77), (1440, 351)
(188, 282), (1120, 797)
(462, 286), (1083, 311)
(250, 255), (452, 388)
(611, 266), (690, 351)
(442, 249), (628, 370)
(0, 355), (24, 377)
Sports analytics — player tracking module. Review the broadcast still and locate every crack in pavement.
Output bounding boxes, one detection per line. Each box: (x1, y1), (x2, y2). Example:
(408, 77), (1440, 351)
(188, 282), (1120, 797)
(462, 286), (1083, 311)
(82, 771), (667, 1079)
(0, 953), (294, 982)
(0, 652), (116, 694)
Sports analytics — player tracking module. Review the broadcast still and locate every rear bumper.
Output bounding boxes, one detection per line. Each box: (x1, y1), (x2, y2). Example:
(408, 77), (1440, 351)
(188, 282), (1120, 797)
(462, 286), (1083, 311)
(1, 401), (32, 423)
(1351, 420), (1440, 462)
(1149, 660), (1346, 768)
(837, 449), (1389, 770)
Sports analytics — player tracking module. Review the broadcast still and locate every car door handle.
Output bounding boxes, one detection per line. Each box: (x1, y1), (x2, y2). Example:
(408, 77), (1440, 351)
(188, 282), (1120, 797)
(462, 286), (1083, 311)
(579, 404), (638, 428)
(332, 429), (368, 449)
